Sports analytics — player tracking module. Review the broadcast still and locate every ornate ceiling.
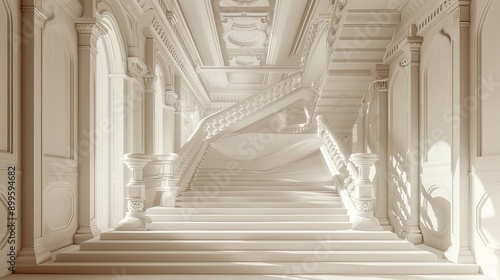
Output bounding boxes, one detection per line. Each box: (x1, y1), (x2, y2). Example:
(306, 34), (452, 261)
(176, 0), (323, 104)
(173, 0), (412, 134)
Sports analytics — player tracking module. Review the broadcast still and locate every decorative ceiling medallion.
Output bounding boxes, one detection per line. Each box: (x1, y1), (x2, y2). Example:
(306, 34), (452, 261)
(219, 0), (270, 7)
(221, 15), (268, 49)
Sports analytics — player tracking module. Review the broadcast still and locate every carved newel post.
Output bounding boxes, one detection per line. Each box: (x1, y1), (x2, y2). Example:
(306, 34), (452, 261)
(349, 153), (383, 231)
(154, 153), (180, 207)
(116, 154), (152, 230)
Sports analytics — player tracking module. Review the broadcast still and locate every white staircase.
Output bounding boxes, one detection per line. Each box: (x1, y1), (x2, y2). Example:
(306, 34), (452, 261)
(19, 176), (481, 276)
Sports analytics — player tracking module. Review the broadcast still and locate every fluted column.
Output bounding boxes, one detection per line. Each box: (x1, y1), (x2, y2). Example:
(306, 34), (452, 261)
(72, 19), (106, 243)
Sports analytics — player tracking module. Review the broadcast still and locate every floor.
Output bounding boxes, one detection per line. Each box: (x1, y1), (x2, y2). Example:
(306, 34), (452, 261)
(3, 275), (494, 280)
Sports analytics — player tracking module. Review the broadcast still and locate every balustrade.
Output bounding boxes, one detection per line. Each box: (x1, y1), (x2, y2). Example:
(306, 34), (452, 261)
(317, 115), (382, 230)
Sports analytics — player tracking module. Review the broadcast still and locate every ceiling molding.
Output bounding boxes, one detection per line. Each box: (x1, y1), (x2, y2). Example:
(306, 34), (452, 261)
(199, 66), (301, 73)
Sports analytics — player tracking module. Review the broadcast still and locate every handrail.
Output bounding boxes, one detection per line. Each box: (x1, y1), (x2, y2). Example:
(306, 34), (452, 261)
(317, 115), (382, 230)
(316, 115), (359, 195)
(280, 70), (327, 133)
(174, 72), (303, 180)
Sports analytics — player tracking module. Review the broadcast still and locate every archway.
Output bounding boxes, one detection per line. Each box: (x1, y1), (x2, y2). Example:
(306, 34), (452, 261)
(94, 14), (128, 230)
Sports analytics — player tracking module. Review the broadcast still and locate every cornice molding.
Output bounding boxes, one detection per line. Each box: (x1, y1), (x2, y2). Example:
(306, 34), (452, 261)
(150, 18), (210, 109)
(383, 25), (423, 65)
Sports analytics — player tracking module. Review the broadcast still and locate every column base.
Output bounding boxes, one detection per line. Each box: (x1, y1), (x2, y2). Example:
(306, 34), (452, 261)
(17, 244), (51, 265)
(115, 213), (152, 231)
(401, 225), (423, 244)
(444, 245), (475, 263)
(73, 224), (101, 244)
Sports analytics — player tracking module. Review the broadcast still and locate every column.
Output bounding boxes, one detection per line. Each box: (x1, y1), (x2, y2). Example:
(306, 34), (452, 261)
(115, 45), (150, 230)
(356, 102), (367, 153)
(349, 153), (383, 231)
(445, 0), (474, 263)
(154, 90), (179, 207)
(72, 19), (106, 243)
(174, 100), (184, 152)
(18, 2), (52, 264)
(400, 25), (423, 244)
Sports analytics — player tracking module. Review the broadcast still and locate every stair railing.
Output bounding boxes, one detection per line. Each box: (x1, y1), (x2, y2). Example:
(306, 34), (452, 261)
(317, 115), (383, 230)
(173, 20), (329, 191)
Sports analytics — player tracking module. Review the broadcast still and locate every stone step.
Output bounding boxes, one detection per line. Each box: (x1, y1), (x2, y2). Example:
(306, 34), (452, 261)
(179, 190), (339, 197)
(55, 250), (438, 263)
(146, 221), (353, 231)
(176, 196), (342, 202)
(186, 185), (336, 191)
(146, 206), (348, 215)
(147, 214), (350, 222)
(79, 239), (416, 251)
(99, 230), (399, 241)
(17, 261), (481, 275)
(174, 201), (345, 208)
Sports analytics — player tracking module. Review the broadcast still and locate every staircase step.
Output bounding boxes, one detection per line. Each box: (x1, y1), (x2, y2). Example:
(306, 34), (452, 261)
(80, 239), (416, 251)
(186, 185), (336, 191)
(177, 196), (342, 202)
(55, 250), (438, 263)
(179, 190), (339, 197)
(100, 230), (399, 241)
(18, 261), (481, 275)
(147, 206), (348, 215)
(175, 201), (344, 208)
(146, 221), (352, 230)
(148, 214), (350, 222)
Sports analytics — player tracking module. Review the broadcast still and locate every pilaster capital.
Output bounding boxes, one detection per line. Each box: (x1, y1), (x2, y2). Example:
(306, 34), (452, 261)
(164, 90), (178, 107)
(143, 74), (157, 91)
(75, 19), (107, 49)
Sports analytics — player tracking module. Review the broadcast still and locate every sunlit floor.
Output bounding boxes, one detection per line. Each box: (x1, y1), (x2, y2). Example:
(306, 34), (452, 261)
(3, 275), (494, 280)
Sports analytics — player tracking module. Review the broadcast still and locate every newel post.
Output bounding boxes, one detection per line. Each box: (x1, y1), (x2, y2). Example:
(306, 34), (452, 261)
(349, 153), (383, 230)
(115, 153), (152, 230)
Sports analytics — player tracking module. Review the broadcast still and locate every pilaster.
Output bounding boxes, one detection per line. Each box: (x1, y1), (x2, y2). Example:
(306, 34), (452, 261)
(444, 0), (474, 263)
(400, 25), (423, 244)
(72, 18), (107, 244)
(371, 64), (390, 230)
(18, 1), (52, 264)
